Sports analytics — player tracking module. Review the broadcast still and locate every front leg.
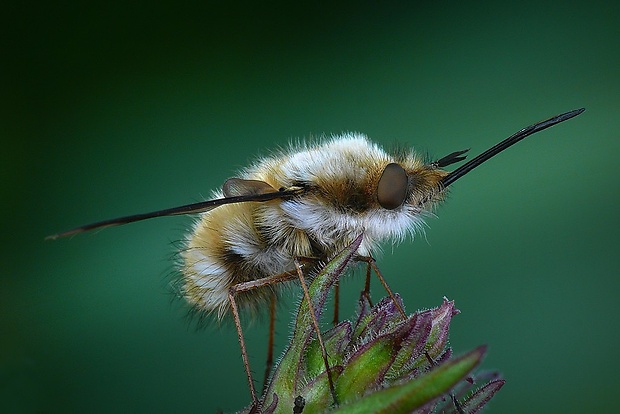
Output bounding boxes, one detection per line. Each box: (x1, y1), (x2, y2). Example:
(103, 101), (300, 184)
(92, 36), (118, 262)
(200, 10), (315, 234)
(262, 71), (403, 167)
(355, 255), (407, 319)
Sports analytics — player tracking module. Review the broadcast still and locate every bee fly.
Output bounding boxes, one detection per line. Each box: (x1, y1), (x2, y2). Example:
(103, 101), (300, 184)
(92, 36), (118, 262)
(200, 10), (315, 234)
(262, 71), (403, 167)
(48, 108), (584, 408)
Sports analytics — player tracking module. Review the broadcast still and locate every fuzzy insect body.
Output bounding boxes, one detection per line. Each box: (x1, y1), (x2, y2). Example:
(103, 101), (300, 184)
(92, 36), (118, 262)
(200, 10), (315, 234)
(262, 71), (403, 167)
(182, 134), (447, 319)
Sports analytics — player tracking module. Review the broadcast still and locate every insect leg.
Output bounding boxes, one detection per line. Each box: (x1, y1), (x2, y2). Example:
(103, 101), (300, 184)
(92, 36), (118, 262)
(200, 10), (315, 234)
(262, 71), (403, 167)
(293, 257), (339, 406)
(356, 256), (406, 318)
(229, 269), (299, 409)
(230, 259), (337, 406)
(262, 295), (276, 392)
(362, 260), (374, 307)
(227, 289), (258, 407)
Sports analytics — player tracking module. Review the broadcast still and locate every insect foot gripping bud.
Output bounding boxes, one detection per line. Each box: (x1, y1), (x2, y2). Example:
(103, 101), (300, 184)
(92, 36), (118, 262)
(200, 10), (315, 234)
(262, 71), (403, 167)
(250, 237), (504, 414)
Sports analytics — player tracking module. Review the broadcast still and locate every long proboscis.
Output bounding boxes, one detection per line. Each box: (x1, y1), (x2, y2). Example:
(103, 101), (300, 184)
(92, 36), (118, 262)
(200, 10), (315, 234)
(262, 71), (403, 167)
(46, 188), (304, 240)
(441, 108), (585, 187)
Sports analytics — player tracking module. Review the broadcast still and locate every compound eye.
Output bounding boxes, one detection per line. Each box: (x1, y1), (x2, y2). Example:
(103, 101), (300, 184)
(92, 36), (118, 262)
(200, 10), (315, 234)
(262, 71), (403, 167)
(377, 163), (408, 210)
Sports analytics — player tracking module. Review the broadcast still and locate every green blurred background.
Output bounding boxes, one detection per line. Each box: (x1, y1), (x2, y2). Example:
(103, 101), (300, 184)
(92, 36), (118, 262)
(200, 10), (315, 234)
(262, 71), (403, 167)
(3, 1), (619, 412)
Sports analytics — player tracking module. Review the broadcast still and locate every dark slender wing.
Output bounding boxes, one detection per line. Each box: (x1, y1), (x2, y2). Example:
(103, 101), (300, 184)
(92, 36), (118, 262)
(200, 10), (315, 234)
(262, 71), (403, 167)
(46, 184), (306, 240)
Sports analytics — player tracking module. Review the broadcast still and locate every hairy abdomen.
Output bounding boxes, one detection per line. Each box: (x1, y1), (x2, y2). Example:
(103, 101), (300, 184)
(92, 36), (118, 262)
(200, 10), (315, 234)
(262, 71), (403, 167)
(181, 201), (313, 319)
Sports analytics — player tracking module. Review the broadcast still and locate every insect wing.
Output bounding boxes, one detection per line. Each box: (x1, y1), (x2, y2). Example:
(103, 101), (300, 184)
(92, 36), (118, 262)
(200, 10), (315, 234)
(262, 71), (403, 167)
(222, 178), (278, 197)
(46, 183), (305, 239)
